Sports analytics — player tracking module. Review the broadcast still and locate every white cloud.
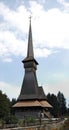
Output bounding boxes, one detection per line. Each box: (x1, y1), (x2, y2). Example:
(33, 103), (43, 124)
(0, 81), (20, 100)
(3, 57), (12, 62)
(0, 1), (69, 61)
(32, 8), (69, 49)
(57, 0), (69, 11)
(0, 3), (29, 33)
(0, 30), (27, 58)
(35, 48), (52, 57)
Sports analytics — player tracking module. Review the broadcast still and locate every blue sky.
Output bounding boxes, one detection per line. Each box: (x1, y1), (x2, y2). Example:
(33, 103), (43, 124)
(0, 0), (69, 106)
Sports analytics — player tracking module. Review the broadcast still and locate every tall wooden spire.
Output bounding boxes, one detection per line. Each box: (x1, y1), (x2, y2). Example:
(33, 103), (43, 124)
(17, 17), (46, 101)
(23, 17), (38, 65)
(27, 17), (34, 58)
(18, 18), (39, 101)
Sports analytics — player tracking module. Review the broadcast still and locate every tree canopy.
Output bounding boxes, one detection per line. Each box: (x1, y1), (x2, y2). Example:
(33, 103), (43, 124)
(47, 91), (67, 117)
(57, 91), (66, 116)
(0, 90), (10, 119)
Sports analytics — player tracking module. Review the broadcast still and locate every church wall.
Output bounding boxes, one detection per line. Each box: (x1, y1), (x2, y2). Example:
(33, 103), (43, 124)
(15, 107), (43, 119)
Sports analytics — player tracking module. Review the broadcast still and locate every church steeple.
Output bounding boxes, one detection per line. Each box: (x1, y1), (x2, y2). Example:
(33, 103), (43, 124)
(18, 18), (39, 101)
(23, 18), (38, 65)
(27, 17), (34, 58)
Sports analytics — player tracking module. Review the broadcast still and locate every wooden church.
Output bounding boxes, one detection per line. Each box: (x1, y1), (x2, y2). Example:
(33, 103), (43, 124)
(13, 18), (52, 119)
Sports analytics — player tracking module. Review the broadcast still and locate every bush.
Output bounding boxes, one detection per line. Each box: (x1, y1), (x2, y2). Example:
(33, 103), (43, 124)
(18, 119), (24, 127)
(4, 115), (18, 124)
(18, 116), (36, 127)
(0, 120), (5, 128)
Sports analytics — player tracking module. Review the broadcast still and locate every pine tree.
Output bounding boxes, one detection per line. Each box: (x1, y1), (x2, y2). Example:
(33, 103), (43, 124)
(57, 91), (66, 116)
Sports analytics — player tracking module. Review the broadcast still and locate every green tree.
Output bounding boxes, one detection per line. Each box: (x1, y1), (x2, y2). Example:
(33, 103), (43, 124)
(57, 91), (66, 116)
(0, 90), (10, 120)
(10, 98), (16, 114)
(47, 93), (59, 117)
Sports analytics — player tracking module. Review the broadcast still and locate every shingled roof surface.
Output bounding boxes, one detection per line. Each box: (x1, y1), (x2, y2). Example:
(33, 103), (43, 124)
(13, 100), (52, 108)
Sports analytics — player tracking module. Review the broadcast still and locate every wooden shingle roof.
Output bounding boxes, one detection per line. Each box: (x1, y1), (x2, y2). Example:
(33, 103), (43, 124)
(13, 100), (52, 108)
